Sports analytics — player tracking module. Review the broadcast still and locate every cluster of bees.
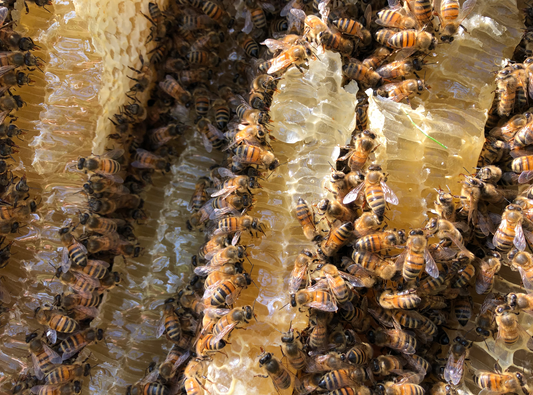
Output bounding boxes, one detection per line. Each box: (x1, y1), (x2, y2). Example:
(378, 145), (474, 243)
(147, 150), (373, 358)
(8, 0), (533, 394)
(118, 0), (533, 395)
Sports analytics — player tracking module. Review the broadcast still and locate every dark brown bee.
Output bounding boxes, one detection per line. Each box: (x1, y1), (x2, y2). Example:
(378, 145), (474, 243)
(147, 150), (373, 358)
(57, 328), (104, 361)
(258, 351), (292, 391)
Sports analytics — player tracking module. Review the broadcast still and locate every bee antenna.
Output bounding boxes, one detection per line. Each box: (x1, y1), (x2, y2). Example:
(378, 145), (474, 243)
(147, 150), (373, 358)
(278, 302), (290, 311)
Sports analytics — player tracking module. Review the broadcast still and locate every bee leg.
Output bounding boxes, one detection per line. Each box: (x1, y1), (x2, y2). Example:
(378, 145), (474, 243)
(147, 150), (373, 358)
(255, 374), (269, 378)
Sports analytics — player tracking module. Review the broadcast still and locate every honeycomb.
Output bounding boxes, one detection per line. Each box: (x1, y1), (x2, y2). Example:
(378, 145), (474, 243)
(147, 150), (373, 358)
(0, 0), (531, 395)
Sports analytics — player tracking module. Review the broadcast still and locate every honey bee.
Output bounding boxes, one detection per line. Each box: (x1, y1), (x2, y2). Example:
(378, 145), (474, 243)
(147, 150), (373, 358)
(127, 55), (152, 94)
(317, 263), (369, 302)
(87, 232), (141, 257)
(211, 305), (255, 343)
(34, 306), (79, 344)
(425, 218), (472, 257)
(236, 99), (271, 125)
(474, 371), (529, 395)
(343, 61), (382, 88)
(157, 298), (181, 343)
(317, 198), (356, 224)
(319, 31), (354, 55)
(367, 325), (417, 354)
(289, 250), (314, 300)
(507, 292), (533, 312)
(267, 45), (311, 75)
(475, 252), (501, 294)
(493, 204), (530, 252)
(204, 273), (251, 306)
(196, 117), (226, 153)
(475, 294), (504, 339)
(345, 342), (373, 366)
(510, 251), (533, 292)
(89, 193), (142, 216)
(318, 367), (370, 391)
(131, 148), (170, 173)
(496, 68), (517, 117)
(257, 350), (293, 392)
(363, 47), (392, 70)
(295, 289), (338, 312)
(333, 5), (372, 40)
(56, 269), (100, 298)
(443, 336), (471, 385)
(371, 355), (405, 376)
(57, 328), (104, 361)
(27, 337), (62, 380)
(350, 251), (396, 280)
(159, 345), (190, 380)
(434, 0), (477, 43)
(376, 2), (417, 30)
(159, 75), (192, 107)
(294, 197), (318, 241)
(376, 373), (425, 395)
(202, 0), (233, 28)
(376, 57), (426, 79)
(76, 148), (123, 183)
(232, 144), (279, 171)
(31, 381), (82, 395)
(397, 229), (439, 281)
(321, 222), (355, 257)
(187, 50), (220, 68)
(225, 124), (270, 150)
(343, 164), (399, 220)
(376, 78), (430, 103)
(58, 227), (87, 272)
(0, 28), (39, 51)
(353, 212), (381, 238)
(303, 13), (329, 43)
(79, 213), (125, 236)
(280, 324), (307, 370)
(192, 85), (210, 118)
(354, 229), (406, 253)
(379, 288), (421, 310)
(45, 360), (91, 384)
(408, 0), (434, 28)
(212, 98), (230, 129)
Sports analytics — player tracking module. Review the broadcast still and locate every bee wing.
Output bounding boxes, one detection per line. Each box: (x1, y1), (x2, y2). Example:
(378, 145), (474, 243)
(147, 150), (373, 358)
(157, 311), (166, 338)
(260, 38), (290, 53)
(232, 231), (241, 245)
(172, 349), (191, 372)
(338, 270), (371, 288)
(201, 133), (213, 153)
(76, 241), (88, 255)
(444, 352), (466, 386)
(395, 249), (407, 270)
(212, 321), (238, 344)
(306, 278), (329, 292)
(97, 172), (124, 184)
(518, 267), (533, 293)
(289, 264), (307, 295)
(43, 343), (61, 364)
(433, 0), (442, 20)
(514, 224), (527, 251)
(46, 328), (57, 345)
(306, 298), (338, 312)
(210, 207), (239, 220)
(394, 48), (417, 62)
(477, 212), (492, 236)
(458, 0), (477, 24)
(397, 372), (424, 385)
(387, 0), (401, 10)
(0, 7), (8, 27)
(243, 10), (253, 34)
(364, 3), (373, 29)
(225, 287), (242, 306)
(218, 167), (236, 178)
(0, 65), (15, 79)
(61, 247), (71, 273)
(280, 0), (298, 17)
(424, 249), (439, 278)
(211, 185), (238, 198)
(194, 265), (216, 276)
(73, 306), (99, 320)
(101, 148), (125, 160)
(381, 181), (399, 205)
(32, 353), (45, 380)
(88, 259), (110, 269)
(518, 170), (533, 184)
(343, 181), (366, 204)
(31, 385), (61, 394)
(61, 341), (88, 361)
(267, 52), (293, 75)
(208, 123), (225, 139)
